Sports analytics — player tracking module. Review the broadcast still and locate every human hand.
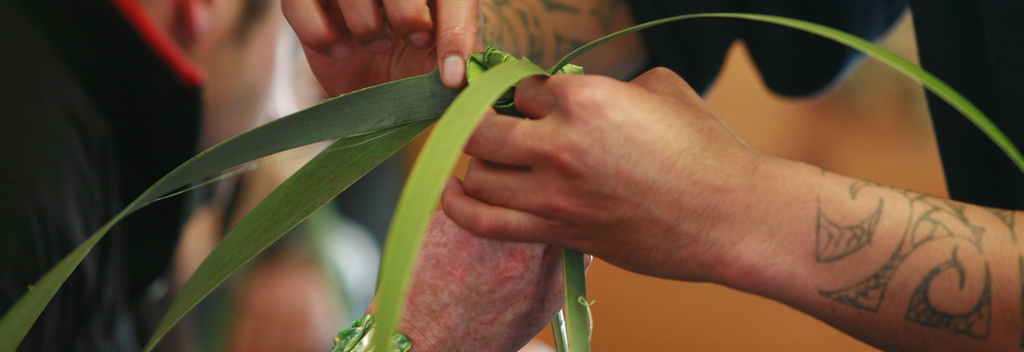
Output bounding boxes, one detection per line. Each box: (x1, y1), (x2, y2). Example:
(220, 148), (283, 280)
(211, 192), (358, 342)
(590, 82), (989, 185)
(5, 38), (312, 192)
(442, 68), (766, 283)
(367, 211), (567, 352)
(282, 0), (478, 95)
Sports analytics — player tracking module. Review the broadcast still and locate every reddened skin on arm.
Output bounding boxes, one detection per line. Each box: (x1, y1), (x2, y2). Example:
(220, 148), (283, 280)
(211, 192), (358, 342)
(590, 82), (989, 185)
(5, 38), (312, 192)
(364, 211), (567, 352)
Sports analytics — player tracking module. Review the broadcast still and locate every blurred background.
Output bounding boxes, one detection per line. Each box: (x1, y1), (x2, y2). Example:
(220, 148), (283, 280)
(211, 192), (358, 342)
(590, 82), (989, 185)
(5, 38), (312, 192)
(165, 3), (942, 351)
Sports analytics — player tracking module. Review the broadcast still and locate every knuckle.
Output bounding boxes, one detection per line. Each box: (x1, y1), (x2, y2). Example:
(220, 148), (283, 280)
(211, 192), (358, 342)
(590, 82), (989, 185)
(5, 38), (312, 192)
(281, 14), (336, 48)
(541, 194), (576, 220)
(544, 74), (578, 98)
(346, 18), (384, 40)
(388, 10), (427, 30)
(645, 66), (681, 81)
(542, 140), (587, 177)
(555, 79), (613, 118)
(461, 176), (485, 199)
(464, 131), (490, 156)
(301, 31), (337, 50)
(350, 27), (383, 41)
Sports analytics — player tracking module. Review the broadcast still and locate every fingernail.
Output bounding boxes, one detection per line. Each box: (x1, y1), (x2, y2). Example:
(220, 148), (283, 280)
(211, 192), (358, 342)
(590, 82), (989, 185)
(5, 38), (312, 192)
(406, 31), (433, 49)
(442, 55), (465, 87)
(365, 38), (390, 54)
(330, 43), (353, 61)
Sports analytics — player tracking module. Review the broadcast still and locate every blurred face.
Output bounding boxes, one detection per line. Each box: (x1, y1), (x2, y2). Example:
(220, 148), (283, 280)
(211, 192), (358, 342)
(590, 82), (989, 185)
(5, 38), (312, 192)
(189, 0), (282, 148)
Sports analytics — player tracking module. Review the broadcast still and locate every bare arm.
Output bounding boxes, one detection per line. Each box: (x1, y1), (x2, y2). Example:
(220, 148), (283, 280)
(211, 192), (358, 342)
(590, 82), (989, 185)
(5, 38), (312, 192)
(284, 0), (646, 94)
(480, 0), (647, 79)
(442, 67), (1024, 351)
(726, 157), (1024, 351)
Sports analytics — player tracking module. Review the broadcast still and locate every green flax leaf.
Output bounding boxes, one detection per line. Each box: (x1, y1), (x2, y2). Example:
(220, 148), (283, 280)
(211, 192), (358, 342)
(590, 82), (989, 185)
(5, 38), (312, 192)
(466, 46), (590, 351)
(8, 12), (1023, 352)
(372, 59), (547, 350)
(550, 13), (1024, 175)
(562, 250), (590, 352)
(0, 71), (456, 352)
(142, 120), (435, 352)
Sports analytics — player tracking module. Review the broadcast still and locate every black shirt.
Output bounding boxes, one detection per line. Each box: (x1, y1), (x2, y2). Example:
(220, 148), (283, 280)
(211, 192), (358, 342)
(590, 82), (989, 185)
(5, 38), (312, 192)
(628, 0), (1024, 210)
(0, 0), (201, 350)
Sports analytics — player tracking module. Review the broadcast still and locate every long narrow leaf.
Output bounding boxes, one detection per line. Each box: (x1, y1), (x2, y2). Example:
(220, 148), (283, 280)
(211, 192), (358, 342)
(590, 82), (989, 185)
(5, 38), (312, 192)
(372, 60), (547, 350)
(467, 46), (590, 351)
(143, 120), (435, 352)
(8, 12), (1024, 352)
(561, 250), (590, 351)
(0, 72), (456, 352)
(550, 13), (1024, 175)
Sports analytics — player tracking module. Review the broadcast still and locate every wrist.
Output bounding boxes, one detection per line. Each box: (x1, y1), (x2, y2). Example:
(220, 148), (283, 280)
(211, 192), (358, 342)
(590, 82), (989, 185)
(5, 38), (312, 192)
(713, 155), (823, 297)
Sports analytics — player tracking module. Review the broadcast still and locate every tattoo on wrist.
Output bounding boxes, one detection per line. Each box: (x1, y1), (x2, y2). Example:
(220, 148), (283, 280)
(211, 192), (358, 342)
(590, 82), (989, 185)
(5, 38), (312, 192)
(815, 180), (1016, 340)
(988, 208), (1017, 242)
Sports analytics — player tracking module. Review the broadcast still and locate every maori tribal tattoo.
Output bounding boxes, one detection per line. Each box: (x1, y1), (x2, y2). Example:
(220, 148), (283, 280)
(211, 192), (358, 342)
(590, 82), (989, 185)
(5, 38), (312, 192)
(904, 247), (991, 339)
(818, 181), (999, 339)
(480, 0), (628, 66)
(989, 208), (1017, 242)
(816, 198), (883, 262)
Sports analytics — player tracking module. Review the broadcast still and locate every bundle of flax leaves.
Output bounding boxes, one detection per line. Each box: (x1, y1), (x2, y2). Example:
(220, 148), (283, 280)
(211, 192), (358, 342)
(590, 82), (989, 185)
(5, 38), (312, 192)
(1, 13), (1022, 352)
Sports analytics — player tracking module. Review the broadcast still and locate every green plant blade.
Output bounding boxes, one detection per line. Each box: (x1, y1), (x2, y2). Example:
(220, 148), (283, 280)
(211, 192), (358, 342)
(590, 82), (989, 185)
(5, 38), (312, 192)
(372, 59), (547, 350)
(0, 71), (456, 352)
(562, 250), (590, 352)
(142, 119), (435, 352)
(550, 13), (1024, 176)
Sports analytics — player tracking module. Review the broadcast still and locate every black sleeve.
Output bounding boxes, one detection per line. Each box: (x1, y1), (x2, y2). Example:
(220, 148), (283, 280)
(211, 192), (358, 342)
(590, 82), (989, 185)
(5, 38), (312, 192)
(909, 0), (1024, 210)
(626, 0), (908, 96)
(0, 2), (132, 351)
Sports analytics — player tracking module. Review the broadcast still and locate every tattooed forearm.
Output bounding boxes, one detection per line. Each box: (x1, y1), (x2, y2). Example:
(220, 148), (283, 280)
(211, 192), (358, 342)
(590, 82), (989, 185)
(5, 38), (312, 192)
(590, 0), (626, 33)
(480, 0), (548, 62)
(988, 208), (1017, 242)
(537, 0), (580, 13)
(816, 199), (883, 262)
(816, 180), (1017, 341)
(480, 0), (630, 66)
(904, 247), (992, 339)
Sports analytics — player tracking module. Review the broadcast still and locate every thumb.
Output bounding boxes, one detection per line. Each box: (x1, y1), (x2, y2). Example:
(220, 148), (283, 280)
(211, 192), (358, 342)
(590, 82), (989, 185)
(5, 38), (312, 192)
(436, 0), (480, 88)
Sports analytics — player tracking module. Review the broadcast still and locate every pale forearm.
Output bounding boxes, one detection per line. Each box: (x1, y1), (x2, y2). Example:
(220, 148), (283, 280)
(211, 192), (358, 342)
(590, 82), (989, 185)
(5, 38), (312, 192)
(480, 0), (647, 79)
(725, 155), (1024, 351)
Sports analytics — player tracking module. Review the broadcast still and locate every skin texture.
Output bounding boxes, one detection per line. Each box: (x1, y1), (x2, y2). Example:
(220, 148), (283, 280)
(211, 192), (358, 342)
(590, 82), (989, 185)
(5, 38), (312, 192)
(368, 211), (568, 352)
(284, 0), (647, 95)
(441, 67), (1024, 351)
(282, 1), (640, 349)
(281, 0), (478, 92)
(287, 1), (1024, 350)
(442, 68), (758, 282)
